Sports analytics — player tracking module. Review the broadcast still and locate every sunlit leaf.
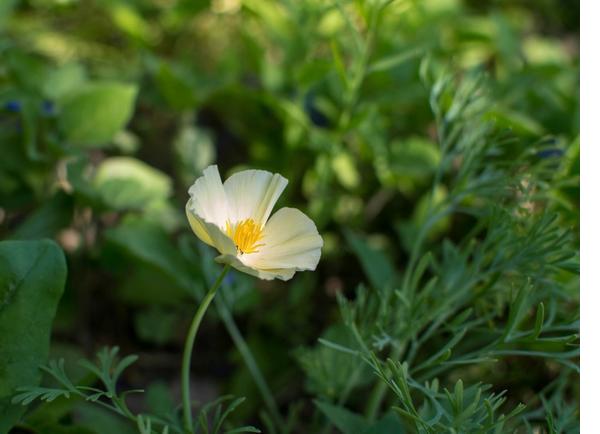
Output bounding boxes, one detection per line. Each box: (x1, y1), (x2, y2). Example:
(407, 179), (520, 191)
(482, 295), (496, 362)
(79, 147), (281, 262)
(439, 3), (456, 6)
(58, 82), (138, 147)
(93, 157), (171, 211)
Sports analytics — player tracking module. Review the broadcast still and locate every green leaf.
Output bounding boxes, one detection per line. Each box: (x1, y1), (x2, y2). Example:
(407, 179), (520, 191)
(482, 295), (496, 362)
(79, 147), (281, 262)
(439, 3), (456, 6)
(531, 302), (545, 340)
(225, 427), (261, 434)
(367, 46), (424, 75)
(145, 381), (176, 419)
(488, 108), (545, 137)
(345, 230), (395, 289)
(109, 3), (157, 44)
(42, 63), (87, 101)
(454, 379), (464, 414)
(93, 157), (172, 211)
(174, 126), (215, 185)
(502, 283), (531, 342)
(0, 239), (67, 433)
(36, 425), (97, 434)
(105, 219), (201, 297)
(58, 82), (138, 147)
(332, 152), (360, 189)
(389, 136), (441, 180)
(134, 307), (178, 345)
(298, 325), (368, 399)
(74, 404), (137, 434)
(363, 412), (406, 434)
(397, 186), (449, 251)
(314, 400), (369, 434)
(0, 0), (16, 30)
(154, 61), (199, 110)
(11, 193), (74, 240)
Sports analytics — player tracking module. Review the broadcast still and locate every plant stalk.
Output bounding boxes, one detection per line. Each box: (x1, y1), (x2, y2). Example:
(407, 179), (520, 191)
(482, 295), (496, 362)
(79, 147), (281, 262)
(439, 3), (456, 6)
(215, 294), (286, 433)
(181, 264), (230, 433)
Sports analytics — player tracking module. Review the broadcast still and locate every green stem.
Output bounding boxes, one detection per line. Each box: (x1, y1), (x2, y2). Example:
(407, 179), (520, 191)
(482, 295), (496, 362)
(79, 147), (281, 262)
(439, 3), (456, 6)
(215, 294), (286, 433)
(181, 264), (230, 433)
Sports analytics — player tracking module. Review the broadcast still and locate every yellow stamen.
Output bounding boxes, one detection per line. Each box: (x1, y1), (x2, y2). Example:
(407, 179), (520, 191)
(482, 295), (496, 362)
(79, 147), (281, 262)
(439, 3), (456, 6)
(225, 219), (265, 254)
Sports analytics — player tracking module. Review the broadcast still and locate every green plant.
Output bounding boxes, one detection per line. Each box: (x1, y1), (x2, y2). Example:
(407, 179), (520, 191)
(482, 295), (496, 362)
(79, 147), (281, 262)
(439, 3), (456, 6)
(0, 0), (578, 432)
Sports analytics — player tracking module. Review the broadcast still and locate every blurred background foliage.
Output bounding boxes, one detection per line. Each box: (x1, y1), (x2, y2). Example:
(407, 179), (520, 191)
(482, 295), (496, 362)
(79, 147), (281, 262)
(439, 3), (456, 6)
(0, 0), (579, 433)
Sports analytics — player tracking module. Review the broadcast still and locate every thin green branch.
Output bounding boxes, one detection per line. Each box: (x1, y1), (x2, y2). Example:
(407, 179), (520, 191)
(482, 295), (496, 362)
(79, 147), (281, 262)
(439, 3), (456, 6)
(214, 293), (286, 434)
(181, 264), (230, 433)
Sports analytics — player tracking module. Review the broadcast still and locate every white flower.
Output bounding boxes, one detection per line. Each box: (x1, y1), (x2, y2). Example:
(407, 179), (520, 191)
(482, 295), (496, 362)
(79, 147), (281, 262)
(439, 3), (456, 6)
(186, 165), (323, 281)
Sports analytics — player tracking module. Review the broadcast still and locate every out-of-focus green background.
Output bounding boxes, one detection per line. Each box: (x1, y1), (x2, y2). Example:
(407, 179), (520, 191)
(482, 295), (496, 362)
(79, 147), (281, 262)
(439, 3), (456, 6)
(0, 0), (579, 432)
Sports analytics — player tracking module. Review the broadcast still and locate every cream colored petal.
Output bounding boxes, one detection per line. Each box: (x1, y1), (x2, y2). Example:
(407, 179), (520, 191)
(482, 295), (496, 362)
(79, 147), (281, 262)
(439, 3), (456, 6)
(242, 207), (323, 272)
(188, 165), (229, 227)
(215, 254), (296, 281)
(186, 203), (237, 256)
(224, 169), (288, 227)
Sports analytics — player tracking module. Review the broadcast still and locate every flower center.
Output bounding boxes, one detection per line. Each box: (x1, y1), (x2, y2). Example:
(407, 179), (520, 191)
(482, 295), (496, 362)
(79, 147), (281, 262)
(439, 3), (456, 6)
(225, 219), (265, 254)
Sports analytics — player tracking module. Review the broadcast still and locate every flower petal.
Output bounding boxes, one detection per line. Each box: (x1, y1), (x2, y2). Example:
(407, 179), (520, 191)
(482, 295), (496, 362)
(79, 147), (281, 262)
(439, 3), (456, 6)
(224, 169), (288, 227)
(215, 254), (296, 281)
(188, 165), (229, 227)
(186, 202), (237, 255)
(242, 207), (323, 272)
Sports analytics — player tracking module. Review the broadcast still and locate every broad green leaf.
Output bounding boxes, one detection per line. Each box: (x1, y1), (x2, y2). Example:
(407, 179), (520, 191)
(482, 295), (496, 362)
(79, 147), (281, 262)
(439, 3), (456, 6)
(93, 157), (171, 211)
(314, 401), (369, 434)
(0, 0), (16, 30)
(105, 219), (201, 297)
(145, 381), (177, 419)
(174, 125), (215, 185)
(523, 36), (570, 65)
(317, 9), (344, 37)
(345, 230), (396, 289)
(3, 47), (49, 94)
(114, 267), (188, 306)
(134, 307), (178, 345)
(11, 193), (74, 240)
(154, 62), (199, 110)
(389, 137), (441, 179)
(363, 413), (406, 434)
(58, 82), (138, 147)
(0, 239), (67, 433)
(75, 404), (137, 434)
(42, 63), (87, 101)
(243, 0), (291, 39)
(332, 152), (360, 190)
(109, 3), (158, 44)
